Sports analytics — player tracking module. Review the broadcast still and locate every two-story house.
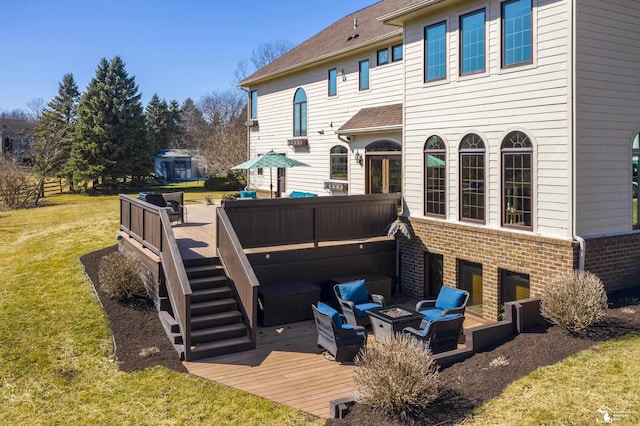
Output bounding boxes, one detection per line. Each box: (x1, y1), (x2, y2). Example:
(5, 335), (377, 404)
(239, 0), (640, 320)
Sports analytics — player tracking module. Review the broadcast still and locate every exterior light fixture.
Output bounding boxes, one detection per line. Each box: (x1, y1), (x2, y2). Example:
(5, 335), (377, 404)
(354, 150), (363, 166)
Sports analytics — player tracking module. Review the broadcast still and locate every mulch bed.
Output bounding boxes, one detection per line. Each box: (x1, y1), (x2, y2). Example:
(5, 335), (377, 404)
(80, 245), (640, 424)
(80, 245), (187, 373)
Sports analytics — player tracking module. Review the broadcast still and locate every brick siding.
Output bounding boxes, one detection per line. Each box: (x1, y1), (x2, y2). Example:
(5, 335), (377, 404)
(399, 217), (578, 321)
(584, 234), (640, 293)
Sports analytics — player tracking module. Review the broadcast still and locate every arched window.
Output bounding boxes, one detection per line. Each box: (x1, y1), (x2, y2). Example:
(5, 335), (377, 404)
(293, 88), (307, 136)
(502, 131), (533, 229)
(330, 145), (348, 180)
(424, 136), (446, 216)
(459, 133), (485, 222)
(633, 133), (639, 228)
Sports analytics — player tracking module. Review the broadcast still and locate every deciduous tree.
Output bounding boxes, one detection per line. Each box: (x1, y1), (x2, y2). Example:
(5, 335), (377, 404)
(33, 73), (79, 189)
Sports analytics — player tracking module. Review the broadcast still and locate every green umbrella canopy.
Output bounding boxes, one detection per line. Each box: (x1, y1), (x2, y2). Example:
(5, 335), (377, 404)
(232, 150), (310, 198)
(232, 150), (310, 170)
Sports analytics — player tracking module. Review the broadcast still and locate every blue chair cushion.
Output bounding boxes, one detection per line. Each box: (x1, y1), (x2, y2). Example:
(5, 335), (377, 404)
(354, 302), (382, 317)
(317, 302), (343, 329)
(240, 190), (256, 199)
(419, 309), (444, 322)
(435, 286), (466, 310)
(337, 279), (368, 304)
(418, 314), (461, 335)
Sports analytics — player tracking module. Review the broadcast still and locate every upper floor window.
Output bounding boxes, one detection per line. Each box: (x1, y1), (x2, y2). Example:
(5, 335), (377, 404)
(359, 59), (370, 91)
(502, 131), (533, 229)
(460, 133), (485, 222)
(392, 44), (403, 62)
(293, 88), (307, 137)
(460, 9), (486, 75)
(328, 68), (337, 97)
(502, 0), (532, 67)
(425, 21), (447, 82)
(330, 145), (348, 181)
(633, 133), (639, 228)
(424, 135), (446, 217)
(377, 49), (389, 66)
(250, 90), (257, 119)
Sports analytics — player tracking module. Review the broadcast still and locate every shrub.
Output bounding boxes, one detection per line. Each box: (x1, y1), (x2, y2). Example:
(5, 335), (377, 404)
(353, 332), (440, 419)
(98, 250), (146, 300)
(203, 173), (245, 191)
(540, 270), (608, 332)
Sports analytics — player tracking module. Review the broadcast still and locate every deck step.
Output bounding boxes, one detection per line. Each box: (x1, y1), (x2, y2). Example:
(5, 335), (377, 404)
(189, 336), (254, 360)
(189, 275), (229, 291)
(191, 310), (243, 330)
(191, 323), (248, 344)
(191, 298), (237, 316)
(191, 286), (233, 303)
(186, 264), (225, 279)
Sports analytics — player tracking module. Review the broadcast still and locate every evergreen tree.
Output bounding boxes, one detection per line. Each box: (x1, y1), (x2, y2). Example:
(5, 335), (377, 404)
(70, 56), (150, 185)
(167, 99), (185, 149)
(33, 73), (80, 188)
(145, 94), (169, 153)
(180, 98), (207, 150)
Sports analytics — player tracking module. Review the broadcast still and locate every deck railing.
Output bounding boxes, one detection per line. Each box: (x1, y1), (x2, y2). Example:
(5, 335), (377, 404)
(221, 193), (402, 248)
(216, 194), (401, 344)
(119, 194), (192, 359)
(216, 207), (259, 345)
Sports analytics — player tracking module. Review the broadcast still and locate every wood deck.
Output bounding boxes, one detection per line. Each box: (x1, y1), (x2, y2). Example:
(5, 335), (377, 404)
(184, 319), (354, 419)
(174, 203), (486, 419)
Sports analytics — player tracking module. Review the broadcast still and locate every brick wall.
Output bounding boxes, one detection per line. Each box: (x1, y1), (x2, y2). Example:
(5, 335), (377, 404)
(399, 217), (578, 320)
(584, 234), (640, 292)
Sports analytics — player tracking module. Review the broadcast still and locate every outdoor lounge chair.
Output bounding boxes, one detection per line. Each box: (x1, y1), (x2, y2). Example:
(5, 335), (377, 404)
(143, 193), (184, 224)
(416, 286), (469, 322)
(312, 302), (367, 362)
(334, 279), (385, 327)
(403, 314), (464, 354)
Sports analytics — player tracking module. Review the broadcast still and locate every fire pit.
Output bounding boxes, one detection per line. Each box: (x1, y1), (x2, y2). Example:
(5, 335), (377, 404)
(366, 305), (424, 342)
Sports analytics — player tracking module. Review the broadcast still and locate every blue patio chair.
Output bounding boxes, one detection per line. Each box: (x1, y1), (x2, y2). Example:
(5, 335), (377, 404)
(312, 302), (367, 362)
(416, 286), (469, 322)
(403, 314), (464, 354)
(240, 190), (257, 199)
(333, 279), (385, 327)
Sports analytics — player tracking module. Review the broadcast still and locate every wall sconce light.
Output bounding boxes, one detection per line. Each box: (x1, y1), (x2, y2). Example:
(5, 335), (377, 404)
(340, 69), (346, 82)
(354, 150), (363, 166)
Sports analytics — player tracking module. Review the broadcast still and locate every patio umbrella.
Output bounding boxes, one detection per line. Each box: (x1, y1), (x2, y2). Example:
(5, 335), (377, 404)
(232, 150), (310, 198)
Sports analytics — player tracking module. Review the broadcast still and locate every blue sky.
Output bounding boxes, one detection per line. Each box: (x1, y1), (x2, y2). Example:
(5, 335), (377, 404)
(1, 0), (376, 113)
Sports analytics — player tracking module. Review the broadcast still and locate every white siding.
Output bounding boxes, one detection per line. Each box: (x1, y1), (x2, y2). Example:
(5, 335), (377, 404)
(247, 42), (404, 196)
(402, 0), (572, 239)
(575, 0), (640, 236)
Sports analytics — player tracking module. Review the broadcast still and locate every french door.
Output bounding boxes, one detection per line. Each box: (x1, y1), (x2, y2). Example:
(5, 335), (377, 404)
(367, 155), (401, 194)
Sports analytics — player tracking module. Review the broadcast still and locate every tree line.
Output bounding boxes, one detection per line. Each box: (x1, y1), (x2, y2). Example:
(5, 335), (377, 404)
(2, 41), (292, 198)
(27, 56), (250, 191)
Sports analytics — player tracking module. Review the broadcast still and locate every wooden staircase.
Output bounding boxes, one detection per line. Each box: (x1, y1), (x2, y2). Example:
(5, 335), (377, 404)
(160, 257), (253, 361)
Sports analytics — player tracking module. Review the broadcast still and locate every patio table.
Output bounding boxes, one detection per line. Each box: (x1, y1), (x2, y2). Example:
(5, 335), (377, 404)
(366, 305), (423, 342)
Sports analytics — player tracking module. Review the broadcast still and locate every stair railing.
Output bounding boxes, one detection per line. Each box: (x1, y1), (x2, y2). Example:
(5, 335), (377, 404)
(216, 206), (259, 347)
(119, 194), (192, 360)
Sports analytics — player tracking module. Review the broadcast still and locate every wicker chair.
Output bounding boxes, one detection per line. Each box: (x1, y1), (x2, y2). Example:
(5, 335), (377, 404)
(312, 303), (367, 362)
(403, 314), (464, 354)
(333, 279), (385, 327)
(416, 286), (469, 322)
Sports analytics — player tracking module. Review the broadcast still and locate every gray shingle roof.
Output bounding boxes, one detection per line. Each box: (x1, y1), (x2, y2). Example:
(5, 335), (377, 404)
(240, 0), (419, 86)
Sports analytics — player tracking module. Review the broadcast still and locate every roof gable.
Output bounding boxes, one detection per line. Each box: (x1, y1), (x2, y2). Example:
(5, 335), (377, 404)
(240, 0), (419, 86)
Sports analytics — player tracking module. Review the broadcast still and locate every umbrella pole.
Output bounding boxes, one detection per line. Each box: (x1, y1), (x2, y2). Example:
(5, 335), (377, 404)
(270, 167), (273, 198)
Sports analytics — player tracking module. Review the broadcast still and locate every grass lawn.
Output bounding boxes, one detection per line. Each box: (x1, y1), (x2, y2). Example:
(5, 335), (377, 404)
(465, 332), (640, 425)
(2, 190), (639, 425)
(0, 192), (318, 425)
